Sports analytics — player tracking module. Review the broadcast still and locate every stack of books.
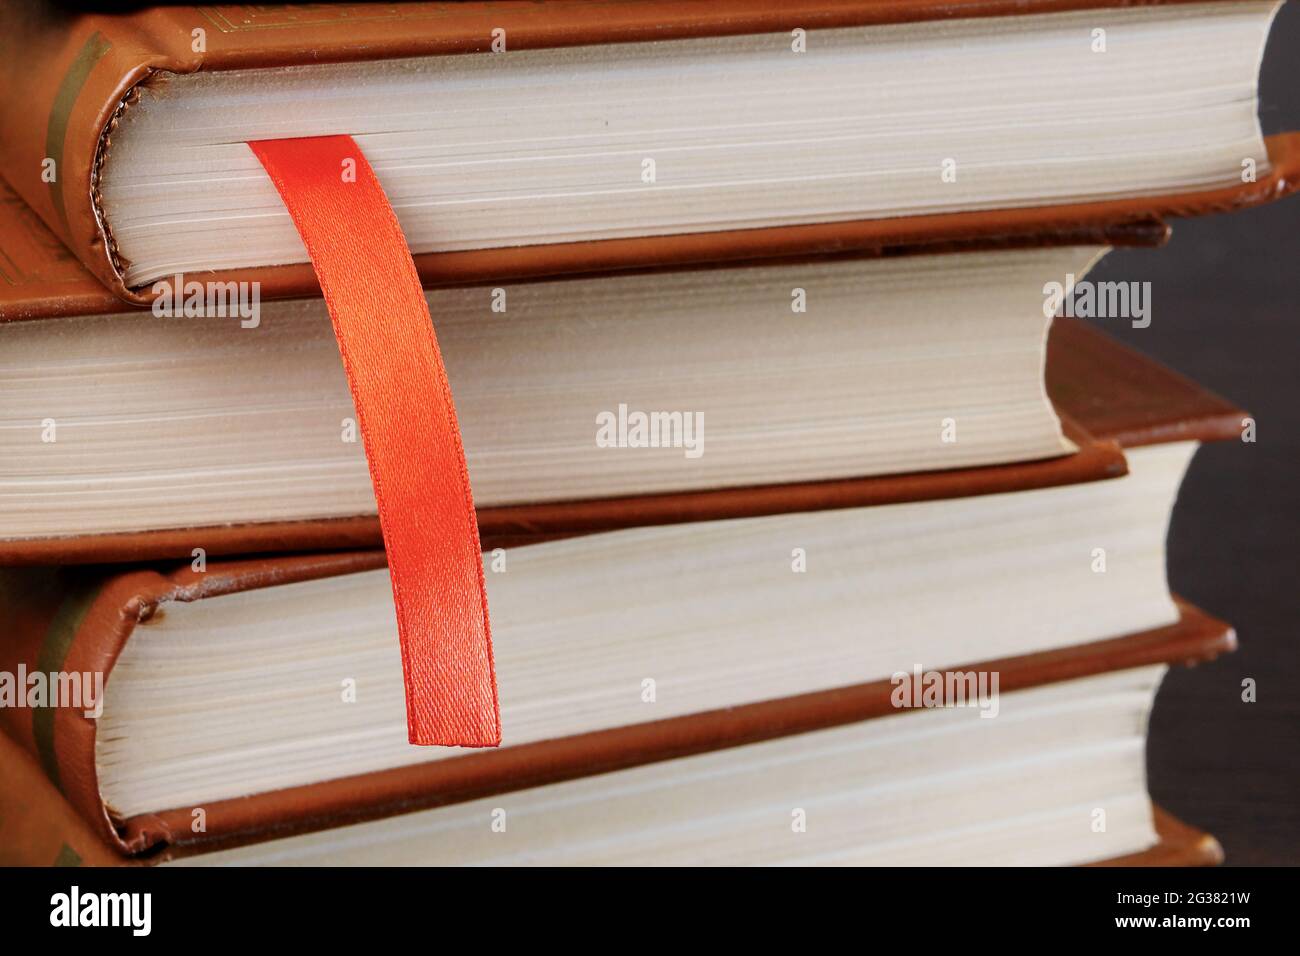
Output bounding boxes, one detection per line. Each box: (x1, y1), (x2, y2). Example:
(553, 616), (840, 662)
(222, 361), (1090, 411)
(0, 0), (1294, 867)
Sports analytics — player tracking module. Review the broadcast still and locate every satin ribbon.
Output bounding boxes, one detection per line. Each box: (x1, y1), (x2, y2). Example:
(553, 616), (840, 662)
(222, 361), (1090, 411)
(249, 135), (500, 747)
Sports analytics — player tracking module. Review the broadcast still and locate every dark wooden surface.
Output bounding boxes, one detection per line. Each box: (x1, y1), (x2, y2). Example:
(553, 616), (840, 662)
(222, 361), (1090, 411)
(1090, 2), (1300, 867)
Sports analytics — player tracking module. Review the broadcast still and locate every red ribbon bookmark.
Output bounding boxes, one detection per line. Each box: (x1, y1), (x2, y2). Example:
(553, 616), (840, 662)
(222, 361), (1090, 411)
(249, 135), (499, 748)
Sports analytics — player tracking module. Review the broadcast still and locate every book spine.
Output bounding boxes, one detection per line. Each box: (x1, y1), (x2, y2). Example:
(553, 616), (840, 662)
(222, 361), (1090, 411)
(0, 664), (121, 865)
(0, 554), (401, 856)
(0, 18), (114, 288)
(0, 568), (129, 845)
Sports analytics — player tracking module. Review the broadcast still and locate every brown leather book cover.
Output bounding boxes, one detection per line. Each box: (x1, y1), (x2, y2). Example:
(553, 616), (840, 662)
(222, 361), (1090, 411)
(0, 728), (121, 867)
(1048, 317), (1249, 448)
(0, 0), (1294, 306)
(1095, 806), (1226, 867)
(0, 557), (1236, 861)
(0, 316), (1245, 564)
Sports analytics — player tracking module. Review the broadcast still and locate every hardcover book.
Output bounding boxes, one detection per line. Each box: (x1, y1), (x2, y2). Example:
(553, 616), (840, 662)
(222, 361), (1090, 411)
(0, 1), (1295, 303)
(0, 612), (1235, 866)
(0, 173), (1250, 562)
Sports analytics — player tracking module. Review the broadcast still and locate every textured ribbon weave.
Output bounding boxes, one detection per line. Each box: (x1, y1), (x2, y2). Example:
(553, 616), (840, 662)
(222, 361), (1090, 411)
(249, 135), (500, 747)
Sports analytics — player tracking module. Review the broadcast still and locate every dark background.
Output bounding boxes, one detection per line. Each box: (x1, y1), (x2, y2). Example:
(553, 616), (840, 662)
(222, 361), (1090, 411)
(1090, 2), (1299, 866)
